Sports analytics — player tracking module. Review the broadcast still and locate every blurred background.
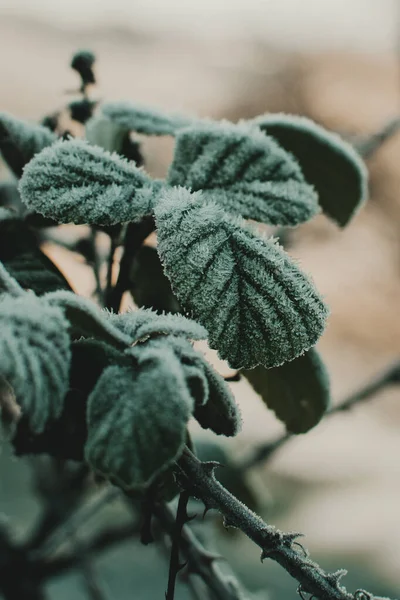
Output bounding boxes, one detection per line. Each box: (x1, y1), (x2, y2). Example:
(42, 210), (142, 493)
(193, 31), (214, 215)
(1, 0), (400, 598)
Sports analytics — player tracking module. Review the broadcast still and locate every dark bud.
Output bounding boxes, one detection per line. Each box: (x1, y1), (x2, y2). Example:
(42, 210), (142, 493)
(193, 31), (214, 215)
(41, 112), (60, 132)
(69, 98), (98, 124)
(71, 50), (96, 89)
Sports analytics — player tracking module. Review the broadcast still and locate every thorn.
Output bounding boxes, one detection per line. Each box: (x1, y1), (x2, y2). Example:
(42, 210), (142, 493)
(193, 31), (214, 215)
(281, 532), (304, 547)
(222, 516), (237, 530)
(326, 569), (347, 589)
(354, 590), (372, 600)
(178, 561), (188, 572)
(297, 584), (307, 600)
(202, 461), (223, 476)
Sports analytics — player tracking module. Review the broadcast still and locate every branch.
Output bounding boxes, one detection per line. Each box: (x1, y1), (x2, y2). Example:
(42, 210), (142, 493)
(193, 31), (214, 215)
(354, 117), (400, 158)
(177, 447), (384, 600)
(241, 360), (400, 471)
(106, 217), (155, 312)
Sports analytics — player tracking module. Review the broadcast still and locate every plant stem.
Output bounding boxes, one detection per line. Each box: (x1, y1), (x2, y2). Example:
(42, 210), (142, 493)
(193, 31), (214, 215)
(177, 447), (358, 600)
(165, 492), (190, 600)
(106, 217), (155, 312)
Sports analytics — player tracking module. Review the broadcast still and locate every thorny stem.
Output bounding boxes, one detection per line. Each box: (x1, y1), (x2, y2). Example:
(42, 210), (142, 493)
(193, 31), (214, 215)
(240, 360), (400, 471)
(177, 447), (378, 600)
(106, 217), (155, 312)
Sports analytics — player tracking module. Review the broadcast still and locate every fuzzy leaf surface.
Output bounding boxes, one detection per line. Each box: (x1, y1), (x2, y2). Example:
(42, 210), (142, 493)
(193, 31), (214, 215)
(0, 293), (71, 433)
(250, 113), (368, 226)
(167, 121), (319, 226)
(85, 347), (193, 489)
(243, 348), (330, 433)
(109, 307), (207, 343)
(0, 112), (57, 178)
(44, 290), (131, 348)
(102, 102), (192, 136)
(19, 139), (161, 225)
(155, 188), (328, 369)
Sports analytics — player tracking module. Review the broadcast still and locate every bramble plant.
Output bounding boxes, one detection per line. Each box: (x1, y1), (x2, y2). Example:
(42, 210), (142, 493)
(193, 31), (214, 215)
(0, 50), (393, 600)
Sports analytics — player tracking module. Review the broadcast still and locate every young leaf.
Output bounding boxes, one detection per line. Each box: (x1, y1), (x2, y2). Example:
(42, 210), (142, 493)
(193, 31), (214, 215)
(243, 348), (330, 433)
(0, 293), (71, 433)
(102, 102), (192, 136)
(18, 139), (161, 225)
(0, 112), (57, 178)
(85, 347), (194, 489)
(85, 113), (129, 154)
(167, 121), (319, 227)
(249, 113), (368, 226)
(0, 209), (71, 294)
(129, 246), (181, 314)
(155, 187), (328, 369)
(44, 290), (131, 348)
(109, 307), (207, 343)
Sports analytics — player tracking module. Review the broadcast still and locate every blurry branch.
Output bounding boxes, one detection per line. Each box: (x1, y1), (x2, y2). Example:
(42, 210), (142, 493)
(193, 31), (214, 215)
(165, 492), (191, 600)
(30, 486), (120, 562)
(239, 360), (400, 471)
(177, 447), (385, 600)
(353, 117), (400, 158)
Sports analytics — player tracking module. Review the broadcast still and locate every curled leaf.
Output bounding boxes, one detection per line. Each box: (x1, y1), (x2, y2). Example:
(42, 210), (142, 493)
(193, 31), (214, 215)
(44, 290), (131, 348)
(102, 102), (192, 136)
(109, 307), (207, 343)
(19, 139), (161, 225)
(155, 187), (328, 369)
(85, 347), (193, 489)
(249, 113), (368, 226)
(243, 348), (330, 433)
(167, 121), (319, 226)
(194, 360), (241, 437)
(0, 112), (57, 178)
(0, 293), (71, 433)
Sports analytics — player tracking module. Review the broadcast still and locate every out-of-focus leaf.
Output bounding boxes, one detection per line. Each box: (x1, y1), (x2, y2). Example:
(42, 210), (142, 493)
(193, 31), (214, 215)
(250, 113), (368, 226)
(243, 348), (330, 433)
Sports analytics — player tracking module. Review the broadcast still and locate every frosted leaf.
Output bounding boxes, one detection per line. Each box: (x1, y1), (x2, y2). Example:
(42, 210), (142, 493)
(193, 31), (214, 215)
(249, 113), (368, 226)
(155, 187), (328, 369)
(167, 121), (319, 227)
(85, 346), (193, 489)
(0, 293), (71, 433)
(102, 102), (192, 136)
(19, 139), (161, 225)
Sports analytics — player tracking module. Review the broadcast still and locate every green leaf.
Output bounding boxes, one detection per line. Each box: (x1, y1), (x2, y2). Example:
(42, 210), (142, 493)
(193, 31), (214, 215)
(0, 293), (71, 433)
(109, 307), (207, 343)
(129, 246), (181, 313)
(194, 359), (241, 437)
(243, 348), (330, 433)
(249, 113), (368, 226)
(85, 346), (194, 489)
(0, 209), (71, 295)
(102, 102), (192, 136)
(0, 112), (57, 178)
(44, 290), (131, 348)
(85, 114), (129, 153)
(155, 187), (328, 369)
(0, 261), (23, 296)
(18, 139), (161, 226)
(167, 121), (319, 227)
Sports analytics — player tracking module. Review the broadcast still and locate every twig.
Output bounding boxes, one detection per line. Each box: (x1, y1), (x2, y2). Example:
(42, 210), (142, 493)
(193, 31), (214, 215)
(176, 447), (382, 600)
(105, 237), (117, 307)
(155, 503), (247, 600)
(30, 487), (120, 561)
(106, 217), (155, 312)
(240, 360), (400, 471)
(353, 117), (400, 158)
(165, 492), (190, 600)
